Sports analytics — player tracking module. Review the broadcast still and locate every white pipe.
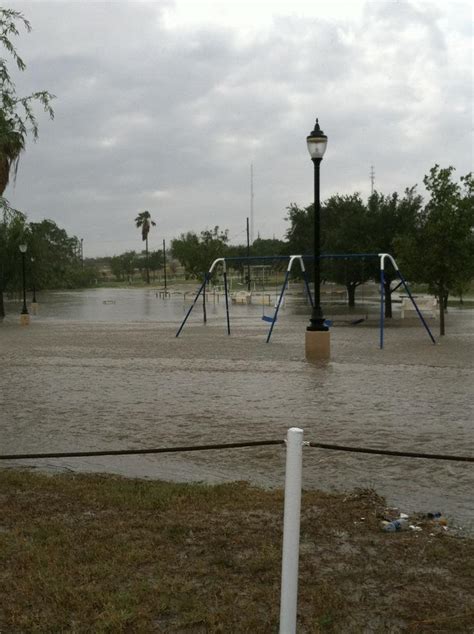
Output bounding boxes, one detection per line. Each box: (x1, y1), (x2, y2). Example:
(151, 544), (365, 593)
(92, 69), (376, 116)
(279, 427), (304, 634)
(287, 255), (306, 273)
(287, 255), (298, 272)
(208, 257), (224, 274)
(379, 252), (399, 272)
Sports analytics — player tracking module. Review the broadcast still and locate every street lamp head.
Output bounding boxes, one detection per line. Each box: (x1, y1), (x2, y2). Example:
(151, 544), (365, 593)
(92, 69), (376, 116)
(307, 118), (328, 160)
(19, 244), (27, 253)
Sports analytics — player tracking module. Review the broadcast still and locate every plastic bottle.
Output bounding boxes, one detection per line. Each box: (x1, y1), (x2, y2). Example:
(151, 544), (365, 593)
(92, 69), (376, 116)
(381, 518), (409, 532)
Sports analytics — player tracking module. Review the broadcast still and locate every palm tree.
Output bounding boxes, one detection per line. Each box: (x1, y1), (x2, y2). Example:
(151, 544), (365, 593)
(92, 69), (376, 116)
(0, 112), (25, 195)
(0, 9), (55, 195)
(134, 210), (156, 284)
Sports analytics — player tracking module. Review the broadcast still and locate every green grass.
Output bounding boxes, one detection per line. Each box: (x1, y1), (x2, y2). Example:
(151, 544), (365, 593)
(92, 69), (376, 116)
(1, 470), (473, 632)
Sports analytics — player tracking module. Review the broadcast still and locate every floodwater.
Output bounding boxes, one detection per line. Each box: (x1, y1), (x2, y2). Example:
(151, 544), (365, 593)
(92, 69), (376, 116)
(1, 287), (473, 529)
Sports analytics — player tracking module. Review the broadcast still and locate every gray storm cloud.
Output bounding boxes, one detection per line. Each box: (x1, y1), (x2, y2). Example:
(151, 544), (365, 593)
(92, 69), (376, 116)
(5, 0), (471, 255)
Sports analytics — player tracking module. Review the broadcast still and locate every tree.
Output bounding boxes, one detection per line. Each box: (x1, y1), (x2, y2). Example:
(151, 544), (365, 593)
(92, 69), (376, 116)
(225, 237), (287, 283)
(285, 203), (313, 256)
(28, 219), (87, 289)
(396, 166), (474, 335)
(366, 188), (421, 317)
(0, 196), (26, 317)
(0, 8), (55, 316)
(286, 196), (373, 305)
(134, 210), (156, 284)
(224, 243), (248, 279)
(148, 249), (163, 280)
(171, 226), (228, 279)
(284, 203), (318, 283)
(252, 237), (287, 258)
(110, 251), (138, 282)
(323, 194), (372, 307)
(1, 212), (95, 318)
(0, 8), (54, 194)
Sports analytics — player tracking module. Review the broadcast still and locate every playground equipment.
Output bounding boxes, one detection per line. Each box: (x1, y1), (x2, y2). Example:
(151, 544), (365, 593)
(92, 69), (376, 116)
(175, 253), (436, 349)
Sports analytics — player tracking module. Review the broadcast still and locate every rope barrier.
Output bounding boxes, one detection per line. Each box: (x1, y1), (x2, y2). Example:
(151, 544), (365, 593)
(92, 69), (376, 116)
(0, 439), (472, 463)
(308, 442), (474, 463)
(0, 439), (284, 461)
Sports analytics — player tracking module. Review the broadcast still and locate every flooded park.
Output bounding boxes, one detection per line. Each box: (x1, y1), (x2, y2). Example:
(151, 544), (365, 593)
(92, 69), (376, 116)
(1, 286), (473, 529)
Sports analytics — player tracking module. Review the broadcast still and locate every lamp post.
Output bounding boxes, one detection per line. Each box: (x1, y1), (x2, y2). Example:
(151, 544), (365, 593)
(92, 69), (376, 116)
(19, 243), (30, 325)
(305, 118), (330, 360)
(31, 256), (38, 314)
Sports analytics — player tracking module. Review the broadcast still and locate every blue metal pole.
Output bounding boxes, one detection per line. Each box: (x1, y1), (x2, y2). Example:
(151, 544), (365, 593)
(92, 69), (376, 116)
(223, 270), (231, 335)
(223, 255), (290, 263)
(266, 270), (290, 343)
(175, 274), (209, 338)
(397, 271), (436, 344)
(319, 253), (380, 260)
(220, 253), (380, 263)
(380, 268), (385, 349)
(202, 273), (207, 323)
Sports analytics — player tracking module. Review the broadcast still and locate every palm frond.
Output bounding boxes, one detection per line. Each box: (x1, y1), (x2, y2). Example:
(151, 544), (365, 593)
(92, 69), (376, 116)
(134, 211), (155, 240)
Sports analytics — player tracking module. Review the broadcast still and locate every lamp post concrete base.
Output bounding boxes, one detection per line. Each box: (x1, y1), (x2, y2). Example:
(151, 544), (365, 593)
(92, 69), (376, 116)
(20, 314), (30, 326)
(305, 330), (330, 361)
(31, 302), (38, 315)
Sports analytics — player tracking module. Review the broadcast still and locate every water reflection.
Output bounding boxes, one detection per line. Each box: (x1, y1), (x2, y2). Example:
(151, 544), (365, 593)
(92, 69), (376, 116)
(4, 288), (188, 322)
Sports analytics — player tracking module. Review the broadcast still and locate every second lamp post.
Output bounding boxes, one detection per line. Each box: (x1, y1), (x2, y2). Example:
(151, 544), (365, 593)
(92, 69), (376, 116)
(19, 243), (30, 325)
(31, 256), (38, 314)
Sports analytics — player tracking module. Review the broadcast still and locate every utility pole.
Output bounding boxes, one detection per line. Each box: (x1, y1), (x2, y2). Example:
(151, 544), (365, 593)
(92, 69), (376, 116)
(250, 163), (254, 244)
(163, 238), (167, 291)
(370, 165), (375, 195)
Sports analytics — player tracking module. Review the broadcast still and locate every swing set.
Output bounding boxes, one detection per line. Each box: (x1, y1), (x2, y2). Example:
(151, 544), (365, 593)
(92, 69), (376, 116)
(252, 264), (282, 322)
(175, 253), (436, 349)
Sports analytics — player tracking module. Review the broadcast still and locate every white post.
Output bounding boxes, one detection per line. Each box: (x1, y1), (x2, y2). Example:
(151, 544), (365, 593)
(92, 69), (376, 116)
(279, 427), (304, 634)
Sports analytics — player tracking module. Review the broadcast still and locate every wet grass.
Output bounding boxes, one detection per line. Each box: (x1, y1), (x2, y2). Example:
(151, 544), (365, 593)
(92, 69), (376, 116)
(1, 470), (473, 632)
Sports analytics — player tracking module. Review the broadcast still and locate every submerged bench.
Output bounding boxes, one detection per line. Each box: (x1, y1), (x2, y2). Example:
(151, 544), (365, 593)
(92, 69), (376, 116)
(400, 295), (437, 319)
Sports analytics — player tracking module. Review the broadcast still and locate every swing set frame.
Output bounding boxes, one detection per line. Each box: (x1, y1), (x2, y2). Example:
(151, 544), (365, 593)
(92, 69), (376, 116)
(175, 253), (436, 349)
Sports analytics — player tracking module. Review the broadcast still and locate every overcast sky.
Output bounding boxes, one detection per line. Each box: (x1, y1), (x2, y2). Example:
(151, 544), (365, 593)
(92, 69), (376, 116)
(4, 0), (473, 257)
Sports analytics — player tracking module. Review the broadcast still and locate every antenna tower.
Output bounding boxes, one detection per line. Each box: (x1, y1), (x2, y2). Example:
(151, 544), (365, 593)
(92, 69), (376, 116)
(370, 165), (375, 195)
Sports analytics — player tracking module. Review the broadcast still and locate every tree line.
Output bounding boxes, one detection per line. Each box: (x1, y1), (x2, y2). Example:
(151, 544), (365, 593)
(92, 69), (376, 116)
(4, 162), (470, 332)
(167, 165), (473, 335)
(0, 200), (96, 317)
(109, 248), (167, 283)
